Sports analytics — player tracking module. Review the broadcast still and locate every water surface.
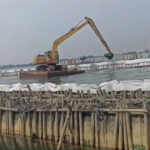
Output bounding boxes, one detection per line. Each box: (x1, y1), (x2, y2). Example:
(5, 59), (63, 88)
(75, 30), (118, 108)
(0, 68), (150, 85)
(0, 136), (99, 150)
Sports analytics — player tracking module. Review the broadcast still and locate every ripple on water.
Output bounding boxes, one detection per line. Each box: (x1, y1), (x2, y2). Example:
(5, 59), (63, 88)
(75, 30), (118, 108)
(0, 68), (150, 85)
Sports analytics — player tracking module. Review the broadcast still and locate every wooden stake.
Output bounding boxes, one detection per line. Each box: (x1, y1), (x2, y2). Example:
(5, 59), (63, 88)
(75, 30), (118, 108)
(74, 111), (79, 145)
(28, 113), (32, 137)
(6, 100), (9, 134)
(9, 109), (13, 135)
(91, 111), (95, 147)
(69, 111), (73, 144)
(57, 110), (70, 150)
(123, 113), (128, 150)
(59, 111), (64, 142)
(118, 113), (123, 150)
(49, 112), (54, 141)
(21, 112), (25, 136)
(79, 111), (84, 146)
(7, 100), (13, 135)
(54, 111), (59, 142)
(95, 111), (99, 148)
(143, 102), (149, 150)
(114, 112), (119, 149)
(125, 112), (133, 150)
(39, 112), (43, 139)
(43, 112), (47, 139)
(32, 111), (37, 136)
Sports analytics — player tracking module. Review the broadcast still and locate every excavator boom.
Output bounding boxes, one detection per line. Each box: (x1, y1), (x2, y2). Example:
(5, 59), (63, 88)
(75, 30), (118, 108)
(34, 17), (113, 65)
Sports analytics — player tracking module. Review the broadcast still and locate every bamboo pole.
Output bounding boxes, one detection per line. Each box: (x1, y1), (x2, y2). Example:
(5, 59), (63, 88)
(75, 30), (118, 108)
(9, 109), (13, 135)
(39, 112), (43, 139)
(7, 100), (13, 135)
(54, 111), (59, 142)
(21, 112), (25, 136)
(57, 110), (70, 150)
(28, 113), (32, 137)
(143, 103), (149, 150)
(130, 91), (134, 99)
(59, 112), (64, 142)
(37, 108), (148, 114)
(74, 111), (79, 145)
(123, 113), (128, 150)
(49, 112), (54, 141)
(118, 113), (123, 150)
(69, 111), (73, 144)
(114, 112), (119, 150)
(125, 112), (133, 150)
(43, 112), (47, 139)
(144, 112), (149, 150)
(32, 111), (37, 136)
(6, 100), (9, 134)
(91, 111), (95, 147)
(10, 111), (14, 135)
(95, 111), (99, 148)
(79, 111), (84, 146)
(0, 106), (18, 112)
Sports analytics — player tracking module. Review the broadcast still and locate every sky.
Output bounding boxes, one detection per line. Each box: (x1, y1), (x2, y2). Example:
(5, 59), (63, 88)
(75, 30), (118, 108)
(0, 0), (150, 65)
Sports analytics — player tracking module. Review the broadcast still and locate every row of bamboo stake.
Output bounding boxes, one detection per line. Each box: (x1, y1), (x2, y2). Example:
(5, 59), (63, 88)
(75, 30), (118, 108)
(0, 99), (149, 150)
(0, 107), (149, 150)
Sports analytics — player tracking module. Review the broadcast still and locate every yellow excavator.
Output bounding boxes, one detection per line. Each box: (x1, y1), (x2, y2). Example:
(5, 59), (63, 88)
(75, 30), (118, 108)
(34, 17), (113, 71)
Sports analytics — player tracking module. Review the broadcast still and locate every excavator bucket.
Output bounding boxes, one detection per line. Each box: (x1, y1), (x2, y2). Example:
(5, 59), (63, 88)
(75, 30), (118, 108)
(104, 53), (113, 60)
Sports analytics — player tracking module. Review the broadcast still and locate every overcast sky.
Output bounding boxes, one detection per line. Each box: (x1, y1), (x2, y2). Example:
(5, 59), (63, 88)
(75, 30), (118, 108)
(0, 0), (150, 65)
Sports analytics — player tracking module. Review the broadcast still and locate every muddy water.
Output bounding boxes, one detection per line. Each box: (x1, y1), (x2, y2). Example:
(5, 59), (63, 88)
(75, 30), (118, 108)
(0, 136), (93, 150)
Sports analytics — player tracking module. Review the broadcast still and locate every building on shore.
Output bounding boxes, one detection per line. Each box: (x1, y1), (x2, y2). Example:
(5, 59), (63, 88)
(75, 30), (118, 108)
(138, 49), (150, 59)
(59, 49), (150, 65)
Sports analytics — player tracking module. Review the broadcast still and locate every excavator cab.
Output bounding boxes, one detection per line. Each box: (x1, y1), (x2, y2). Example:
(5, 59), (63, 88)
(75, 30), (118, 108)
(104, 53), (113, 60)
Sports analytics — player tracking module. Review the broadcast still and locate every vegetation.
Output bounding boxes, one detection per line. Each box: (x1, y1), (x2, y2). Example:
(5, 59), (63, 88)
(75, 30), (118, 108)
(134, 145), (146, 150)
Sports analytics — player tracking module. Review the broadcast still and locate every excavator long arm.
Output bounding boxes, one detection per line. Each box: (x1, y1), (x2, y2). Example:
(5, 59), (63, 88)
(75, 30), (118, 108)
(85, 17), (112, 54)
(50, 17), (113, 64)
(50, 21), (88, 63)
(34, 17), (113, 65)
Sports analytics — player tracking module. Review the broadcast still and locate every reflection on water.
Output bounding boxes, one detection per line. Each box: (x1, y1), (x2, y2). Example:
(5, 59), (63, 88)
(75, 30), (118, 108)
(0, 136), (88, 150)
(0, 68), (150, 85)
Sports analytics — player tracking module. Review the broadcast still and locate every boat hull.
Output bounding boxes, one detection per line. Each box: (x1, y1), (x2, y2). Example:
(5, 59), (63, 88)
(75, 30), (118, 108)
(19, 70), (85, 79)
